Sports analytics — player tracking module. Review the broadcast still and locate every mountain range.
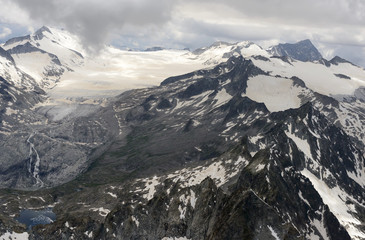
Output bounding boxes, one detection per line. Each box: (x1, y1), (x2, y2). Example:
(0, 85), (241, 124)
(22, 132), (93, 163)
(0, 26), (364, 239)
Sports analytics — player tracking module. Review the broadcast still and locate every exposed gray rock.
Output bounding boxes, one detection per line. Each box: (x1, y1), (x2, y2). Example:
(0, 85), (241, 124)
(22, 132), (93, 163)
(268, 39), (323, 62)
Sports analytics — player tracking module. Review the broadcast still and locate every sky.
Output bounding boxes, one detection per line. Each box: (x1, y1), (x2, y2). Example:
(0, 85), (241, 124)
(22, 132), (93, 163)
(0, 0), (364, 67)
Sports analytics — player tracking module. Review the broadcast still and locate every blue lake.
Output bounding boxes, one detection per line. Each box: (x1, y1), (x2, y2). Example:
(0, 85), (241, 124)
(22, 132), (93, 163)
(16, 208), (56, 229)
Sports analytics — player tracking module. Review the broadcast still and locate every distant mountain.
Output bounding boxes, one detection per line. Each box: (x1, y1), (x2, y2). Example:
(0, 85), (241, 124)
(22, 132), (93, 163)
(268, 39), (323, 62)
(144, 46), (165, 51)
(1, 26), (84, 91)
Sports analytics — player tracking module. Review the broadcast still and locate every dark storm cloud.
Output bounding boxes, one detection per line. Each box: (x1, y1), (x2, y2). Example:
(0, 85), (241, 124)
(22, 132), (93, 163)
(11, 0), (175, 52)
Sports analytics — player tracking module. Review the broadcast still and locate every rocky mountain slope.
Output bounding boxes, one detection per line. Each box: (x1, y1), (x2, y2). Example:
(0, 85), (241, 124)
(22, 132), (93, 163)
(0, 27), (364, 239)
(267, 39), (323, 62)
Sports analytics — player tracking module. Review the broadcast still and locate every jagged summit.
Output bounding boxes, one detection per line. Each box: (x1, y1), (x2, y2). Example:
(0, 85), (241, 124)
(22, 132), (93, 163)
(4, 26), (52, 47)
(33, 26), (52, 40)
(268, 39), (323, 62)
(330, 55), (355, 66)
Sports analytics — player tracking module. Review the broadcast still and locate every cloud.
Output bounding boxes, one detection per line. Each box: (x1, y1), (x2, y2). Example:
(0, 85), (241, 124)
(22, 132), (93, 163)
(0, 27), (12, 39)
(3, 0), (365, 66)
(0, 0), (34, 26)
(172, 0), (365, 65)
(10, 0), (176, 52)
(181, 0), (365, 27)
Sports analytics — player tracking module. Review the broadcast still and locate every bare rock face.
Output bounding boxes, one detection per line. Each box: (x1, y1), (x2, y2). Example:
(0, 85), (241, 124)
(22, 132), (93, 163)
(268, 39), (323, 62)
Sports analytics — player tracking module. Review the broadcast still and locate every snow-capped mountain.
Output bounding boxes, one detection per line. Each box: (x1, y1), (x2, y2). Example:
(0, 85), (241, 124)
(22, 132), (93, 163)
(2, 26), (84, 90)
(0, 27), (364, 239)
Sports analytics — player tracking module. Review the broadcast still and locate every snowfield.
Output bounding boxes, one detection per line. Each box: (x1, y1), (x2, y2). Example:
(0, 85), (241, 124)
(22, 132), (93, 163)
(48, 47), (208, 100)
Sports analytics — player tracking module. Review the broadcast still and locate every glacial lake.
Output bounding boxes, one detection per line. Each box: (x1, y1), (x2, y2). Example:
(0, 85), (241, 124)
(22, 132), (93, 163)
(16, 208), (56, 229)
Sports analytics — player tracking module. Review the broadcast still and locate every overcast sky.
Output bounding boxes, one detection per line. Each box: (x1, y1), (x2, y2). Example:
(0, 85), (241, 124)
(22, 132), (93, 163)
(0, 0), (364, 66)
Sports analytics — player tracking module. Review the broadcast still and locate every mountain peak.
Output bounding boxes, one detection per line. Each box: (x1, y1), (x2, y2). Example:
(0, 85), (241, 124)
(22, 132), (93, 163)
(297, 39), (313, 44)
(35, 26), (52, 34)
(144, 46), (165, 52)
(33, 26), (52, 40)
(268, 39), (322, 62)
(330, 55), (355, 66)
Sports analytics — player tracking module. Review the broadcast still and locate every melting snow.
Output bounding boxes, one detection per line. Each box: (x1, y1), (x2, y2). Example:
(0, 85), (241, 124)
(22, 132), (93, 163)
(178, 204), (186, 220)
(0, 231), (29, 240)
(347, 170), (365, 188)
(137, 156), (248, 201)
(131, 216), (139, 227)
(252, 56), (365, 96)
(168, 156), (249, 188)
(267, 225), (280, 240)
(285, 130), (313, 161)
(5, 107), (19, 116)
(190, 190), (197, 209)
(213, 88), (232, 107)
(311, 214), (329, 240)
(142, 176), (160, 200)
(90, 207), (110, 217)
(243, 75), (303, 112)
(249, 135), (263, 145)
(301, 169), (365, 240)
(255, 164), (266, 172)
(107, 192), (117, 198)
(298, 190), (310, 206)
(84, 231), (93, 238)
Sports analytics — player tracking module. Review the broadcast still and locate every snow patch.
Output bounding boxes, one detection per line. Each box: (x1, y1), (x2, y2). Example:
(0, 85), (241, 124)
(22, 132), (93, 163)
(301, 169), (365, 240)
(84, 231), (93, 238)
(347, 170), (365, 188)
(178, 204), (186, 220)
(285, 130), (313, 161)
(0, 231), (29, 240)
(90, 207), (110, 217)
(312, 216), (329, 240)
(252, 56), (365, 96)
(298, 190), (310, 206)
(267, 225), (280, 240)
(244, 75), (303, 112)
(5, 107), (18, 116)
(190, 190), (197, 209)
(168, 156), (249, 188)
(213, 88), (232, 107)
(142, 176), (160, 200)
(255, 164), (266, 172)
(107, 192), (117, 198)
(131, 216), (139, 227)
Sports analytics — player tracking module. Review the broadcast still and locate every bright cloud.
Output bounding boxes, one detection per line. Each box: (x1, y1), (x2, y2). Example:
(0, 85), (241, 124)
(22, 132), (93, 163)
(0, 0), (364, 66)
